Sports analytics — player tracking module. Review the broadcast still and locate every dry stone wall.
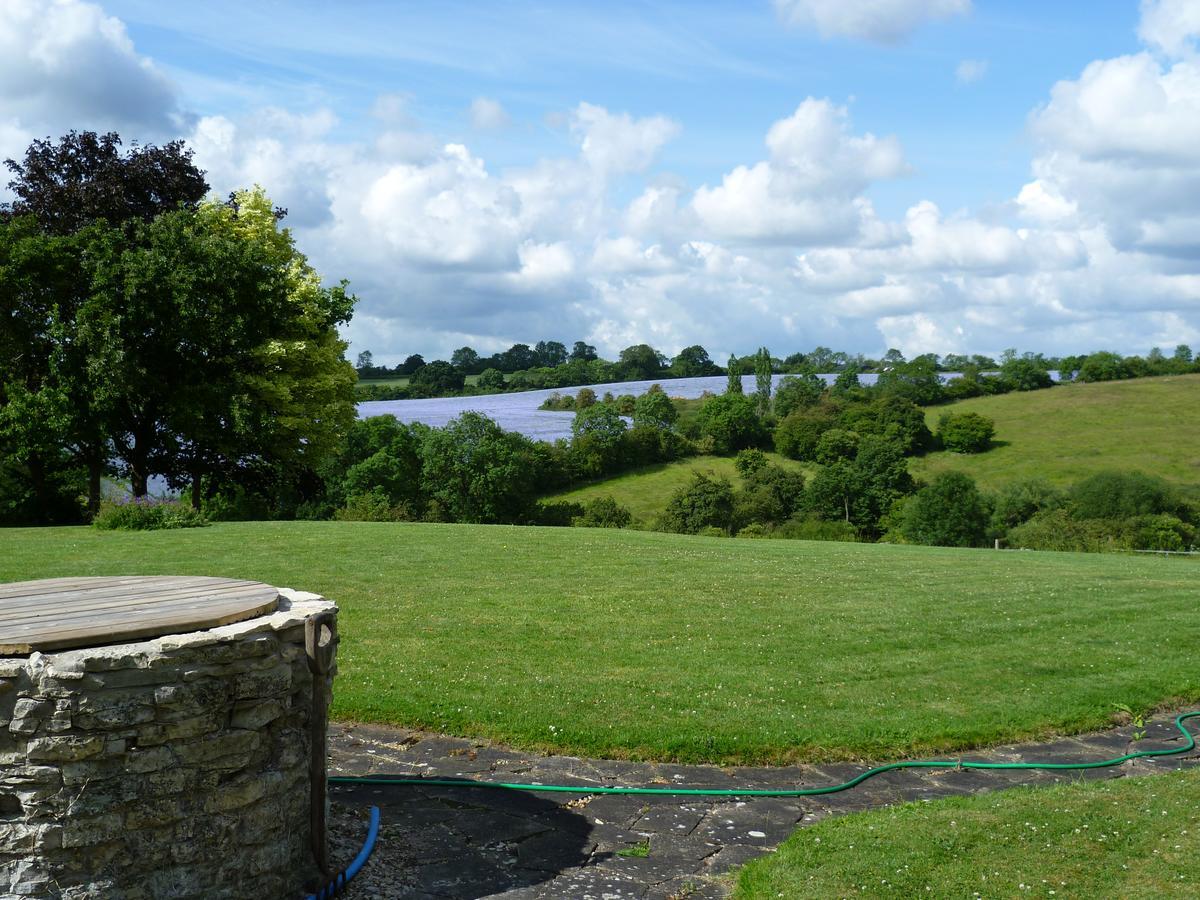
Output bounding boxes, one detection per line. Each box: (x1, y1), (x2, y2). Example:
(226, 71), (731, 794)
(0, 589), (337, 900)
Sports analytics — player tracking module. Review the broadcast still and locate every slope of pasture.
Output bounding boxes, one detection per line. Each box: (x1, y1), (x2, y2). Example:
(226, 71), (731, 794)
(3, 522), (1197, 765)
(547, 453), (811, 524)
(911, 374), (1200, 489)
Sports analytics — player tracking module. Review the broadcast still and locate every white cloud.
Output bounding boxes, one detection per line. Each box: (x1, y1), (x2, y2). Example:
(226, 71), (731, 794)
(691, 98), (907, 244)
(773, 0), (970, 44)
(0, 0), (180, 138)
(1138, 0), (1200, 58)
(955, 58), (988, 84)
(469, 97), (510, 130)
(569, 102), (680, 174)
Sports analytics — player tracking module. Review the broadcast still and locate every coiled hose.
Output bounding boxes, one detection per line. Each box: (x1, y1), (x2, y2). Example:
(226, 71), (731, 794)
(312, 710), (1197, 895)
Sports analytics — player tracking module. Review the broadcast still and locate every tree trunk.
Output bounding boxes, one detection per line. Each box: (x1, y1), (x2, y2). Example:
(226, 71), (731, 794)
(87, 461), (102, 515)
(843, 494), (850, 524)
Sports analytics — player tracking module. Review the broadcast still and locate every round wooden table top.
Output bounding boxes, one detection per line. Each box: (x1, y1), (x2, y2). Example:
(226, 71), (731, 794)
(0, 576), (280, 656)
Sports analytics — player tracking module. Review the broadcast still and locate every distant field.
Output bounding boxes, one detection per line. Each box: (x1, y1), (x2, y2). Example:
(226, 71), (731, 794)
(737, 769), (1200, 898)
(547, 453), (811, 524)
(357, 373), (499, 388)
(3, 522), (1197, 765)
(912, 374), (1200, 489)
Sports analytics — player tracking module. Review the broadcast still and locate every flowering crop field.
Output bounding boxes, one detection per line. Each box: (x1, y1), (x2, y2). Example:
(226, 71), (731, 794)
(2, 521), (1196, 765)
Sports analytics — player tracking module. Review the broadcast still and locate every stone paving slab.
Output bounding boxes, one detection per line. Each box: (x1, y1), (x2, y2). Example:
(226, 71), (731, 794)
(325, 711), (1200, 899)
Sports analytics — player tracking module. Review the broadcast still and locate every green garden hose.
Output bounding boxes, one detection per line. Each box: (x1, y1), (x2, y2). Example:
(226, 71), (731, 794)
(328, 711), (1198, 798)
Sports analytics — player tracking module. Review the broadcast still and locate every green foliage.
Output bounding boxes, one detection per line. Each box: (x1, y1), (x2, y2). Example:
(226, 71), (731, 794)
(937, 411), (996, 453)
(734, 448), (768, 477)
(990, 478), (1065, 530)
(420, 412), (547, 523)
(660, 471), (735, 534)
(773, 374), (825, 419)
(1068, 470), (1182, 520)
(618, 343), (667, 380)
(726, 356), (743, 395)
(771, 517), (860, 542)
(573, 496), (633, 529)
(632, 385), (678, 429)
(840, 396), (932, 455)
(753, 347), (773, 415)
(901, 472), (990, 547)
(732, 462), (806, 533)
(999, 356), (1053, 391)
(807, 437), (914, 536)
(409, 360), (465, 395)
(92, 497), (208, 530)
(571, 402), (629, 478)
(334, 488), (414, 522)
(774, 405), (840, 460)
(1076, 351), (1133, 382)
(475, 368), (506, 391)
(670, 345), (720, 377)
(813, 428), (859, 465)
(575, 387), (597, 409)
(696, 393), (764, 454)
(1007, 509), (1128, 552)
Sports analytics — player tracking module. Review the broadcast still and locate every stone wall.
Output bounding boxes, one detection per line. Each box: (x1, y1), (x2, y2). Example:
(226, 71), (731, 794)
(0, 589), (337, 900)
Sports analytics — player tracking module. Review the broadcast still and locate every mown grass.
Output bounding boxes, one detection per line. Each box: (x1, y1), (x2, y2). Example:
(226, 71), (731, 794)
(736, 769), (1200, 897)
(912, 374), (1200, 489)
(547, 453), (811, 525)
(3, 523), (1197, 765)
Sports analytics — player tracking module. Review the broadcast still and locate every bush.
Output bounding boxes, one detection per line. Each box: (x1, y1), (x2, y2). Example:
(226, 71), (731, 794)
(476, 368), (506, 391)
(840, 396), (932, 455)
(991, 478), (1065, 531)
(334, 489), (414, 522)
(1128, 514), (1195, 551)
(774, 406), (839, 460)
(772, 517), (860, 542)
(1068, 471), (1182, 520)
(901, 472), (990, 547)
(734, 448), (768, 477)
(409, 360), (466, 394)
(1007, 509), (1123, 552)
(93, 497), (209, 530)
(813, 428), (859, 464)
(659, 472), (735, 534)
(735, 522), (770, 538)
(773, 374), (825, 419)
(574, 387), (597, 409)
(534, 500), (586, 527)
(696, 393), (765, 454)
(573, 496), (633, 529)
(632, 385), (678, 429)
(937, 412), (996, 453)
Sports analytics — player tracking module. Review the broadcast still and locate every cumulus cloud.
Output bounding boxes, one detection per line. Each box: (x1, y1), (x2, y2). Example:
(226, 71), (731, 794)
(1138, 0), (1200, 58)
(773, 0), (970, 44)
(469, 97), (510, 130)
(569, 102), (680, 174)
(691, 99), (907, 244)
(0, 0), (180, 138)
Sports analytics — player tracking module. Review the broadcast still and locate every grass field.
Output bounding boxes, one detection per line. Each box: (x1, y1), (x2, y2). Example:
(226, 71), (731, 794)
(3, 522), (1197, 765)
(547, 453), (811, 524)
(736, 769), (1200, 897)
(357, 372), (498, 389)
(912, 374), (1200, 489)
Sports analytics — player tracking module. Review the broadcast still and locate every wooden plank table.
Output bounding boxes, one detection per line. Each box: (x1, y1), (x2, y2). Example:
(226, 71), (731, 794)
(0, 576), (280, 655)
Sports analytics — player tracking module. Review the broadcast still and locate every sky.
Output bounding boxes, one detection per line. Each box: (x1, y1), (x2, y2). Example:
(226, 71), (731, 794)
(1, 0), (1199, 365)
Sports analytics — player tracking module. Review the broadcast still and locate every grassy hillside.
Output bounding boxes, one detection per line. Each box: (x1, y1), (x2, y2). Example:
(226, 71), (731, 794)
(547, 453), (811, 524)
(3, 522), (1197, 765)
(912, 374), (1200, 489)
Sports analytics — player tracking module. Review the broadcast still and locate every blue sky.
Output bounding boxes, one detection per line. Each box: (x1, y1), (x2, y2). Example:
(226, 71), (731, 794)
(2, 0), (1198, 362)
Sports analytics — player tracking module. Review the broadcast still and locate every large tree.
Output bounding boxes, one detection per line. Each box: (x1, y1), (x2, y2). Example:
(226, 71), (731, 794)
(1, 131), (210, 512)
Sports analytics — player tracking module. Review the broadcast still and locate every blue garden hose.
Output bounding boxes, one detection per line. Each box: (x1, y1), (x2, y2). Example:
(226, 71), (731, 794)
(305, 805), (380, 900)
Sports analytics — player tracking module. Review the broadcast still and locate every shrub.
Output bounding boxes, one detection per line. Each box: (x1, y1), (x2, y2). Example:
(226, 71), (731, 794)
(573, 496), (633, 529)
(937, 412), (996, 453)
(813, 428), (859, 464)
(334, 489), (414, 522)
(735, 522), (770, 538)
(539, 392), (575, 411)
(1068, 471), (1182, 520)
(1128, 514), (1195, 551)
(574, 387), (597, 409)
(93, 497), (209, 530)
(632, 385), (678, 429)
(409, 359), (465, 394)
(1007, 509), (1122, 552)
(991, 478), (1066, 531)
(773, 374), (825, 419)
(475, 368), (506, 391)
(734, 448), (768, 477)
(840, 396), (932, 455)
(695, 393), (765, 454)
(772, 517), (860, 542)
(659, 472), (735, 534)
(774, 406), (839, 460)
(901, 472), (990, 547)
(535, 500), (586, 527)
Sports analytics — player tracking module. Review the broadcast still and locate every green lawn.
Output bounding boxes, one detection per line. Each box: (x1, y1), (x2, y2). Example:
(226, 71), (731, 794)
(547, 453), (811, 524)
(2, 523), (1197, 765)
(912, 375), (1200, 489)
(737, 768), (1200, 897)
